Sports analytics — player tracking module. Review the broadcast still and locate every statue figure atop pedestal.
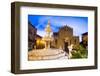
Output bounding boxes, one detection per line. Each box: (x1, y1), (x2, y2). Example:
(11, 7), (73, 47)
(45, 20), (52, 35)
(42, 20), (53, 49)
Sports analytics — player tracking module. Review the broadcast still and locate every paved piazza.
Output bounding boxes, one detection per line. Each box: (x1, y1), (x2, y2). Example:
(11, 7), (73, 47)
(28, 49), (68, 61)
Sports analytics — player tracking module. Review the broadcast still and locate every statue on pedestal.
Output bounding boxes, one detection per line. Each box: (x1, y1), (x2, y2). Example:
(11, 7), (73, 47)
(42, 20), (53, 49)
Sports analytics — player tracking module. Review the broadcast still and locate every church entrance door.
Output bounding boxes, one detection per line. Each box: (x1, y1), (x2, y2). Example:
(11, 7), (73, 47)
(64, 42), (69, 54)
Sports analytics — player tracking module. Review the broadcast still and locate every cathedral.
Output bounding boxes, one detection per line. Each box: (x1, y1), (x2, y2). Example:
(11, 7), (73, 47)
(51, 25), (79, 50)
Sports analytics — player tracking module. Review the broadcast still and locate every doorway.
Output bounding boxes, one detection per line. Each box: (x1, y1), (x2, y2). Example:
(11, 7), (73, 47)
(64, 41), (69, 54)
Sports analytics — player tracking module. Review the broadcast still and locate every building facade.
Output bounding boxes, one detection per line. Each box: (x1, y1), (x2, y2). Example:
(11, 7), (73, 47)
(28, 22), (37, 50)
(36, 35), (45, 49)
(81, 32), (88, 48)
(51, 25), (79, 50)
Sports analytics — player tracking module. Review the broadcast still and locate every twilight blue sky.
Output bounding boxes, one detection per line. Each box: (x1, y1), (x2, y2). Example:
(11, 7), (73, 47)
(28, 15), (88, 41)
